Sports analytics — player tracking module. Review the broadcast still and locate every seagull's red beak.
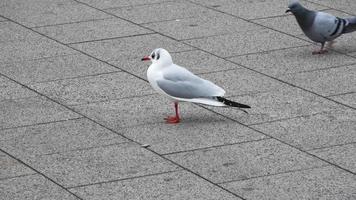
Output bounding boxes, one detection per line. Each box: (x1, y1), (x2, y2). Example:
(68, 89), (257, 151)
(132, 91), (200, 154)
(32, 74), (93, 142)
(141, 56), (150, 61)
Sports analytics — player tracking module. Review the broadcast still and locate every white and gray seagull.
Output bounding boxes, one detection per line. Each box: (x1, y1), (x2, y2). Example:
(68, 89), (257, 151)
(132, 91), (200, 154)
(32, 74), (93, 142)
(286, 0), (356, 54)
(141, 48), (250, 124)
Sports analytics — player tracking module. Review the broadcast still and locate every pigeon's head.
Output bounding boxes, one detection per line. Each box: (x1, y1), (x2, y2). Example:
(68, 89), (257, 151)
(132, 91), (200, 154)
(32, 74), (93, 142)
(141, 48), (172, 65)
(286, 0), (304, 14)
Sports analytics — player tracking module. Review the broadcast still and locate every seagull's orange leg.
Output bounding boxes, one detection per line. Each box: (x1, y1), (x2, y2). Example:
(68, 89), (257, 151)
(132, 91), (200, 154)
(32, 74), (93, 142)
(164, 102), (180, 124)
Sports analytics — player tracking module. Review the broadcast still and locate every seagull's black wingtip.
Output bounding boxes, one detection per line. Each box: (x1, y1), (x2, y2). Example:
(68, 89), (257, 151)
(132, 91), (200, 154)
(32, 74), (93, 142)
(216, 97), (251, 109)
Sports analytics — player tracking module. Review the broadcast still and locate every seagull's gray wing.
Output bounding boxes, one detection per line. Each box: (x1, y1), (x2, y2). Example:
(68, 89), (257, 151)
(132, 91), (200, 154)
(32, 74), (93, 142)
(156, 65), (225, 99)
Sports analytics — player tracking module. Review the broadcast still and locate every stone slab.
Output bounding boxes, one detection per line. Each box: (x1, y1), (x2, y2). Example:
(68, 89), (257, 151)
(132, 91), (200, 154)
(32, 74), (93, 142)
(105, 1), (209, 24)
(120, 110), (267, 154)
(309, 0), (356, 15)
(0, 76), (37, 101)
(329, 92), (356, 108)
(252, 109), (356, 150)
(34, 18), (152, 44)
(279, 65), (356, 96)
(207, 86), (348, 125)
(228, 45), (356, 77)
(70, 171), (239, 200)
(0, 0), (110, 27)
(190, 0), (326, 20)
(0, 54), (119, 84)
(0, 152), (34, 180)
(0, 118), (128, 158)
(24, 143), (179, 188)
(142, 10), (261, 40)
(29, 72), (154, 106)
(0, 96), (80, 130)
(110, 50), (242, 80)
(221, 166), (356, 200)
(80, 0), (171, 9)
(165, 139), (326, 183)
(0, 174), (79, 200)
(70, 33), (194, 62)
(0, 22), (76, 63)
(185, 29), (308, 58)
(309, 143), (356, 173)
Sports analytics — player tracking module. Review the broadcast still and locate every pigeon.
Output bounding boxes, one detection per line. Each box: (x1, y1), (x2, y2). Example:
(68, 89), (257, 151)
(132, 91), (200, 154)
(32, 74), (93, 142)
(286, 0), (356, 54)
(141, 48), (251, 124)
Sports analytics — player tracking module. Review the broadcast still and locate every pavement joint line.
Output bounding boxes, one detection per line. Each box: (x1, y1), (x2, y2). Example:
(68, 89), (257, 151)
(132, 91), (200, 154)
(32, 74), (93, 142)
(101, 0), (177, 10)
(160, 138), (272, 156)
(66, 32), (156, 45)
(327, 91), (356, 97)
(30, 17), (114, 29)
(179, 32), (238, 42)
(67, 169), (184, 189)
(139, 16), (196, 25)
(40, 141), (132, 157)
(0, 52), (82, 65)
(0, 117), (84, 132)
(216, 165), (329, 185)
(198, 105), (356, 176)
(0, 173), (38, 182)
(29, 70), (122, 85)
(0, 148), (84, 200)
(303, 0), (356, 16)
(249, 8), (330, 21)
(306, 142), (356, 152)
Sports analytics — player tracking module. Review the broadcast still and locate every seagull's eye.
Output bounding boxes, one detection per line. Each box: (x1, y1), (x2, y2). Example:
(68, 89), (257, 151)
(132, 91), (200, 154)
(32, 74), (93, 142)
(156, 53), (160, 60)
(151, 52), (155, 59)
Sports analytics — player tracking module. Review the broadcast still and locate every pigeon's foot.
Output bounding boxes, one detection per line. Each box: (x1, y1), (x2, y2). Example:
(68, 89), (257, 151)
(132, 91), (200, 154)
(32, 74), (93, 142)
(164, 116), (180, 124)
(312, 49), (328, 55)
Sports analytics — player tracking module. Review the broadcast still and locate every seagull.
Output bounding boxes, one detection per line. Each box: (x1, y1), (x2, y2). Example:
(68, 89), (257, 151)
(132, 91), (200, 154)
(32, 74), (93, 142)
(141, 48), (251, 124)
(286, 0), (356, 54)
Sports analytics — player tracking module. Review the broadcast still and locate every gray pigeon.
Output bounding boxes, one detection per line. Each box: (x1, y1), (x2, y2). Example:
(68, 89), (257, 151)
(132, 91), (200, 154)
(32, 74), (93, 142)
(286, 0), (356, 54)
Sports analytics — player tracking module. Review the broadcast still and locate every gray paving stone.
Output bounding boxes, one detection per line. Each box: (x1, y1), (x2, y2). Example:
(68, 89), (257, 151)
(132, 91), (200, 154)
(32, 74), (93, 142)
(0, 152), (34, 180)
(0, 76), (37, 101)
(79, 0), (171, 9)
(185, 29), (308, 58)
(110, 50), (242, 80)
(0, 16), (7, 22)
(72, 95), (222, 129)
(329, 92), (356, 108)
(120, 111), (267, 154)
(0, 96), (80, 130)
(165, 139), (325, 183)
(105, 1), (208, 24)
(70, 34), (194, 62)
(207, 86), (347, 125)
(0, 54), (118, 84)
(0, 174), (79, 200)
(279, 65), (356, 96)
(29, 72), (154, 106)
(252, 109), (356, 150)
(190, 0), (326, 20)
(0, 0), (110, 27)
(221, 166), (356, 200)
(142, 10), (261, 40)
(23, 143), (179, 188)
(228, 45), (356, 77)
(70, 171), (239, 200)
(309, 0), (356, 15)
(34, 18), (152, 44)
(0, 22), (76, 63)
(309, 143), (356, 173)
(0, 118), (128, 158)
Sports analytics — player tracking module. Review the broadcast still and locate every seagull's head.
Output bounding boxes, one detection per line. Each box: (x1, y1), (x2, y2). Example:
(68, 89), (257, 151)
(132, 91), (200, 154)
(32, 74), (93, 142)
(286, 0), (303, 14)
(141, 48), (173, 65)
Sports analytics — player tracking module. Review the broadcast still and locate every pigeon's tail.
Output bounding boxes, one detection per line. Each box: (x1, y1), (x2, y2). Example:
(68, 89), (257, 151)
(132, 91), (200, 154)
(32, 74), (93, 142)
(216, 97), (251, 108)
(343, 17), (356, 33)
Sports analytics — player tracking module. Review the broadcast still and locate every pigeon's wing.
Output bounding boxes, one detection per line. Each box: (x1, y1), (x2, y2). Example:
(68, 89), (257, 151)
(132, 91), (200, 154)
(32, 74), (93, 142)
(156, 65), (225, 99)
(314, 12), (346, 39)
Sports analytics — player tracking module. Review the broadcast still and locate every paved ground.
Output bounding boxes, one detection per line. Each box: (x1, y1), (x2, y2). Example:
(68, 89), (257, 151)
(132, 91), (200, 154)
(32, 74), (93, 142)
(1, 0), (356, 199)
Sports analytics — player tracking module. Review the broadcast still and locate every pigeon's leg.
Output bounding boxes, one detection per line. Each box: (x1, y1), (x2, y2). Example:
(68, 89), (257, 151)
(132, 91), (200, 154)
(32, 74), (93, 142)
(165, 102), (180, 124)
(312, 43), (328, 54)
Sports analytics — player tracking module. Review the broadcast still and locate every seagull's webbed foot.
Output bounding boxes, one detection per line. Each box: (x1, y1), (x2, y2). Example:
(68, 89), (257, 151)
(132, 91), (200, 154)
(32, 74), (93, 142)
(164, 116), (180, 124)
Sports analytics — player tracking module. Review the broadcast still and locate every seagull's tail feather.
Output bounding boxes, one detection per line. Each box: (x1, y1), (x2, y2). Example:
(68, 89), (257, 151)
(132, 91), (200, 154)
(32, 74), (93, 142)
(343, 17), (356, 33)
(216, 97), (251, 108)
